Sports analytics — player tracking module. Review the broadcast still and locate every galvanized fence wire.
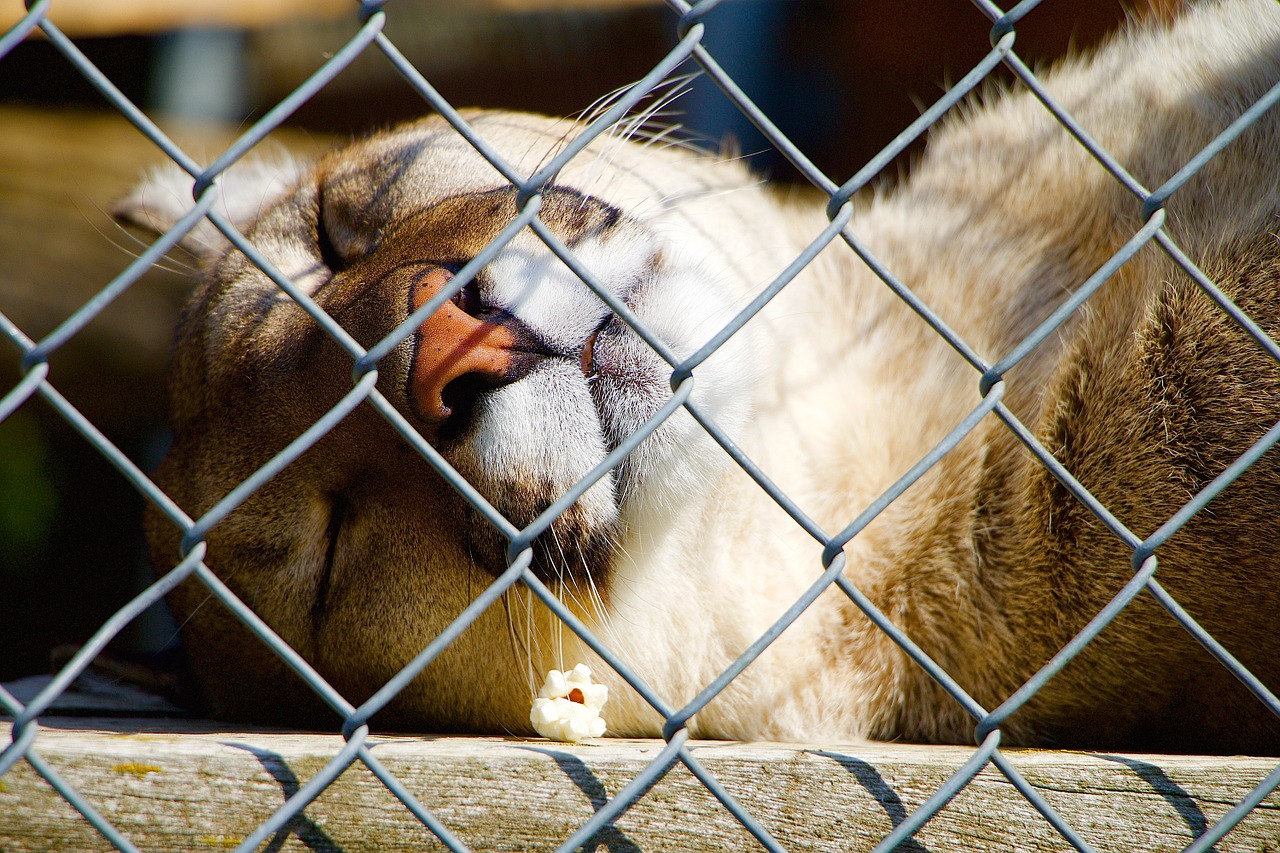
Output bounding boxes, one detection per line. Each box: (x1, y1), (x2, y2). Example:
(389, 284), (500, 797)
(3, 0), (1280, 849)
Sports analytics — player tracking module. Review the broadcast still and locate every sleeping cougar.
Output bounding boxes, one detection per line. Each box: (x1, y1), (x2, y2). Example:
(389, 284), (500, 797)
(118, 0), (1280, 754)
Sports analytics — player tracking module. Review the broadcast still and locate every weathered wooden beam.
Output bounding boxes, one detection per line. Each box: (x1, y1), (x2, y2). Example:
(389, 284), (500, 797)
(3, 718), (1279, 851)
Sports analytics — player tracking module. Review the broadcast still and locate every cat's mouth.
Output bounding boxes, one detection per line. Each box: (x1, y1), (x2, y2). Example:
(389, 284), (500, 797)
(579, 321), (605, 378)
(456, 488), (620, 587)
(436, 315), (656, 585)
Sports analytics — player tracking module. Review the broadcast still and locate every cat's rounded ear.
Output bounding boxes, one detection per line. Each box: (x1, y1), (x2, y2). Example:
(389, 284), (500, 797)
(112, 152), (307, 264)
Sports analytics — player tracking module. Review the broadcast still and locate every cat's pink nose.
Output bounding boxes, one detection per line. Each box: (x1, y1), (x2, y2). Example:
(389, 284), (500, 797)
(408, 266), (520, 425)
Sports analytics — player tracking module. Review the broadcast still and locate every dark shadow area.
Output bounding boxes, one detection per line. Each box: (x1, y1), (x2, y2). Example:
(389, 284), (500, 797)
(517, 744), (645, 853)
(224, 742), (346, 853)
(1099, 754), (1217, 849)
(812, 750), (930, 853)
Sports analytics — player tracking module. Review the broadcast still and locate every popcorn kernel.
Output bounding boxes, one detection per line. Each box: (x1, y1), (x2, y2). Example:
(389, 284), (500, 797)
(530, 663), (608, 743)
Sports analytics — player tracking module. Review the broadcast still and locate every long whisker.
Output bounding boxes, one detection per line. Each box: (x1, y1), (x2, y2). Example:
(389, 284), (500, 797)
(501, 590), (538, 699)
(593, 79), (698, 187)
(578, 541), (612, 647)
(78, 198), (202, 276)
(571, 73), (702, 200)
(528, 74), (648, 178)
(525, 582), (539, 696)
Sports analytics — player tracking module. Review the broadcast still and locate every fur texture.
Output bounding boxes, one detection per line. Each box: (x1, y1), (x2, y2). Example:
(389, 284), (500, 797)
(120, 0), (1280, 753)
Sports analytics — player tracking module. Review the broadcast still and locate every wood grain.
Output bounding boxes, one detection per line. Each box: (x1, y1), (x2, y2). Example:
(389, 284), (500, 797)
(3, 718), (1280, 851)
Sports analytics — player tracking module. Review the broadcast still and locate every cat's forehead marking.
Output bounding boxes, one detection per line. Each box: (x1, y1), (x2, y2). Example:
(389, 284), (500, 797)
(386, 185), (623, 264)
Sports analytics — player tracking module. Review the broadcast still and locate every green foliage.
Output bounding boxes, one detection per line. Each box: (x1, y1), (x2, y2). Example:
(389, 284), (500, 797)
(0, 410), (58, 575)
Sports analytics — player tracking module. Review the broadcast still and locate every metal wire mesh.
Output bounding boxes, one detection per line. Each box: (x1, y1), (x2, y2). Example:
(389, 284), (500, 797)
(4, 0), (1280, 850)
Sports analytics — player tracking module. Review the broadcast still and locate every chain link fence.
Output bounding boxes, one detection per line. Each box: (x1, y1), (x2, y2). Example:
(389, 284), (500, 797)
(5, 0), (1280, 850)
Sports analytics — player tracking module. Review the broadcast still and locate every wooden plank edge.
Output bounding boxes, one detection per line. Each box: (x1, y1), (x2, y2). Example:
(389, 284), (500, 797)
(2, 718), (1280, 852)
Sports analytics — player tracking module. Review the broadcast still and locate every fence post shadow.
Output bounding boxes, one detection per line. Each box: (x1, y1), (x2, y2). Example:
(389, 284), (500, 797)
(810, 750), (930, 852)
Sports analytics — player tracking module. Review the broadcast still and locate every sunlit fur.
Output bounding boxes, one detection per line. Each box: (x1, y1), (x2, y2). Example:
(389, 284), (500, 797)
(120, 0), (1280, 753)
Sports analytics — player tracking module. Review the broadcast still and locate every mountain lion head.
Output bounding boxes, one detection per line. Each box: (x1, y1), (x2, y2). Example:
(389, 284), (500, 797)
(119, 109), (794, 735)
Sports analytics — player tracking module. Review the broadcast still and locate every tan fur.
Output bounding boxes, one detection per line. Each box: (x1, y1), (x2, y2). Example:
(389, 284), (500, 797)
(123, 0), (1280, 752)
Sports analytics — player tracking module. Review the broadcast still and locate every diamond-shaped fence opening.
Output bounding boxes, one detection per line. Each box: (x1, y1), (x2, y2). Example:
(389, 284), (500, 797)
(5, 0), (1280, 851)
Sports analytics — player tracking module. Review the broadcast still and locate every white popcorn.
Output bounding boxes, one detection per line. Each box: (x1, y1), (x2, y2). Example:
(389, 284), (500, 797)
(530, 663), (608, 743)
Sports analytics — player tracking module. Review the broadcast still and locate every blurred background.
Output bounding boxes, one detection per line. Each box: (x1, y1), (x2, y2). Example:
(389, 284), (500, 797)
(0, 0), (1161, 686)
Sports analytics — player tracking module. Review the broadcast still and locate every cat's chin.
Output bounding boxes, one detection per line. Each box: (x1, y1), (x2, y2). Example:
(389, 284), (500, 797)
(448, 433), (624, 586)
(457, 497), (620, 586)
(439, 356), (630, 583)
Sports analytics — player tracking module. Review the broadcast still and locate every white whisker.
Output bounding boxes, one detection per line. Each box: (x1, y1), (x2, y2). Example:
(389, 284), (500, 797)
(79, 198), (203, 276)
